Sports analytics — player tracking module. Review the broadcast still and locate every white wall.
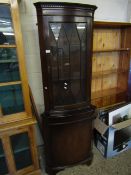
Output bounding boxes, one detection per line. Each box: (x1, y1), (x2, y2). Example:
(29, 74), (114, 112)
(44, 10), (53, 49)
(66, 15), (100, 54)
(18, 0), (130, 145)
(94, 0), (128, 22)
(127, 1), (131, 22)
(33, 0), (129, 22)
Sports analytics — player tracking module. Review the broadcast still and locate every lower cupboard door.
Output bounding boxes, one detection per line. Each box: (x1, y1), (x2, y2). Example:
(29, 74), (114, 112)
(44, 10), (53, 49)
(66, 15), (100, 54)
(10, 132), (33, 171)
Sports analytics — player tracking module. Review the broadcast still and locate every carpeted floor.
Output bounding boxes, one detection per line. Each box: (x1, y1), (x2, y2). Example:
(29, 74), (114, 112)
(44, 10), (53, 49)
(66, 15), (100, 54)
(40, 146), (131, 175)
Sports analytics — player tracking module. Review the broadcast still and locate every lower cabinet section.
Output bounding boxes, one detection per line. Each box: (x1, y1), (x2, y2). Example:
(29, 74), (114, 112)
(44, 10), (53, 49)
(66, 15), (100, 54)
(50, 121), (93, 166)
(42, 107), (96, 175)
(0, 124), (41, 175)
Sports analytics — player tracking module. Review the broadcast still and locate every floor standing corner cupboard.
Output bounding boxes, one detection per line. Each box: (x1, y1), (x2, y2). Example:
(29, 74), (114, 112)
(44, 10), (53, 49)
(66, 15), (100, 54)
(34, 2), (97, 175)
(0, 0), (41, 174)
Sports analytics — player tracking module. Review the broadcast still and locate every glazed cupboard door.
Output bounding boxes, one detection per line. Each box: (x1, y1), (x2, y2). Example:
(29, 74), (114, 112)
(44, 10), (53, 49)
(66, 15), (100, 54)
(42, 16), (93, 109)
(10, 132), (33, 171)
(0, 3), (24, 116)
(0, 0), (32, 124)
(0, 126), (39, 175)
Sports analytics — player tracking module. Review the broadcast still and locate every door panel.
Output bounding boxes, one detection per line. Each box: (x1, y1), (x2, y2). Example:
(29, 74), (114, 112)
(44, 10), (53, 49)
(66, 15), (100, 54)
(10, 132), (33, 170)
(46, 17), (90, 107)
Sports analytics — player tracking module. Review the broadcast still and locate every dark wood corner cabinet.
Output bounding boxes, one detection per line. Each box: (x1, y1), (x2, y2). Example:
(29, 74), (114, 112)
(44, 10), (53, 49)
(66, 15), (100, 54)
(34, 2), (97, 175)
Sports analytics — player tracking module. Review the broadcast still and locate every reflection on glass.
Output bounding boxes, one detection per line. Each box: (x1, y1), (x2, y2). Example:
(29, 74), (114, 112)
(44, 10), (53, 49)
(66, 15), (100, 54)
(0, 85), (24, 115)
(10, 133), (32, 170)
(49, 23), (87, 106)
(0, 140), (8, 175)
(77, 23), (86, 39)
(0, 48), (20, 83)
(50, 23), (61, 40)
(0, 4), (15, 44)
(57, 24), (70, 80)
(0, 62), (20, 82)
(0, 48), (17, 60)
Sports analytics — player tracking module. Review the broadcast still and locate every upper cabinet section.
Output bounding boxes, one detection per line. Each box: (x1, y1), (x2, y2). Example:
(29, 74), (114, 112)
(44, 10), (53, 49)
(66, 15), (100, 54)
(34, 2), (97, 111)
(34, 2), (97, 17)
(0, 0), (32, 125)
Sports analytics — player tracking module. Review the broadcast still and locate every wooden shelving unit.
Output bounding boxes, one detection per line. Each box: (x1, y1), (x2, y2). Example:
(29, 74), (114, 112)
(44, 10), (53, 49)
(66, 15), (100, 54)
(91, 21), (131, 108)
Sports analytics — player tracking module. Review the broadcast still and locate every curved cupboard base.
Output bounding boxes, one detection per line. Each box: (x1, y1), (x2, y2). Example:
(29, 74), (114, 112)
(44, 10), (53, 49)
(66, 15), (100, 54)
(42, 108), (96, 175)
(46, 153), (93, 175)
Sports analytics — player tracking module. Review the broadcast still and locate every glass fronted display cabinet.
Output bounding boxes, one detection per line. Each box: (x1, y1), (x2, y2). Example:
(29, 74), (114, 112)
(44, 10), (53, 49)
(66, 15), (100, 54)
(34, 1), (97, 175)
(0, 1), (41, 175)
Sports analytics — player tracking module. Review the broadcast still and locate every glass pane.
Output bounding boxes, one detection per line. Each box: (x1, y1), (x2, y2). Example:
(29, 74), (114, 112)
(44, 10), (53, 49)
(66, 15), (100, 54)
(0, 48), (20, 83)
(77, 23), (87, 101)
(0, 85), (24, 115)
(0, 140), (8, 175)
(57, 24), (70, 80)
(0, 4), (15, 44)
(49, 22), (87, 106)
(10, 132), (32, 170)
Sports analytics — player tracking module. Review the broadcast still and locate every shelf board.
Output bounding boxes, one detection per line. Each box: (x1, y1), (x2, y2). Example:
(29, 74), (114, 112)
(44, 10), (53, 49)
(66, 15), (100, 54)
(94, 21), (131, 28)
(0, 113), (36, 133)
(13, 147), (30, 154)
(91, 87), (126, 100)
(92, 69), (128, 78)
(0, 59), (17, 63)
(93, 48), (130, 53)
(0, 81), (21, 87)
(52, 78), (86, 83)
(0, 45), (16, 48)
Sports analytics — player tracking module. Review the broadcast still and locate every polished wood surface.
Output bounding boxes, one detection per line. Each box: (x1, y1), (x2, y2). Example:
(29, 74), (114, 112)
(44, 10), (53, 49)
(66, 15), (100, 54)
(34, 2), (97, 175)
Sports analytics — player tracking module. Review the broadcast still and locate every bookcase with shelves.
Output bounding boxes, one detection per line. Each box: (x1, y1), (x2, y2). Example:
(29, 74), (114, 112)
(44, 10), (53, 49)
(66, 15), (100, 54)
(0, 0), (41, 174)
(91, 21), (131, 108)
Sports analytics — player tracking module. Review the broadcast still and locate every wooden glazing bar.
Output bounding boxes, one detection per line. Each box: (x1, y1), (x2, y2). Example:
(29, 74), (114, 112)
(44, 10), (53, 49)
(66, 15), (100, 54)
(0, 81), (21, 87)
(0, 45), (16, 48)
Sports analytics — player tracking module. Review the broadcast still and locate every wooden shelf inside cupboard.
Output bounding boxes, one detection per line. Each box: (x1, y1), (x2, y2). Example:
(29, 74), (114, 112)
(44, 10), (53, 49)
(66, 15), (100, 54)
(92, 87), (126, 100)
(92, 69), (128, 78)
(93, 48), (130, 53)
(91, 21), (131, 108)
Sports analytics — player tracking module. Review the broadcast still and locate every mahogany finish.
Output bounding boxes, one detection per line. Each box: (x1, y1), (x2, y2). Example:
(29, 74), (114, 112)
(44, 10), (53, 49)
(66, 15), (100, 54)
(34, 2), (97, 175)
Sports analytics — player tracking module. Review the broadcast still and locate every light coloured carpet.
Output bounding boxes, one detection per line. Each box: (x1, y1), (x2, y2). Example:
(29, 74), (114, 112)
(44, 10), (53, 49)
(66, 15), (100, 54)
(40, 146), (131, 175)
